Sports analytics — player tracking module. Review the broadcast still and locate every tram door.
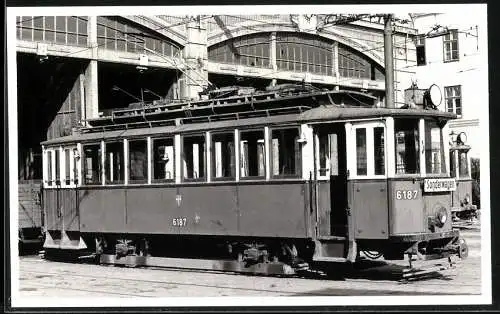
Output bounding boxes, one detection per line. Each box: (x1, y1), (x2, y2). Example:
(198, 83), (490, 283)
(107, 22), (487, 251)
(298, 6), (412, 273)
(315, 124), (348, 238)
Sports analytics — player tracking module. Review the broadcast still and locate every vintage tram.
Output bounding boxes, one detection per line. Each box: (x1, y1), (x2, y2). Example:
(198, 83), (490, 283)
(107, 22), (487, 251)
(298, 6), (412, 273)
(449, 132), (479, 222)
(40, 85), (468, 278)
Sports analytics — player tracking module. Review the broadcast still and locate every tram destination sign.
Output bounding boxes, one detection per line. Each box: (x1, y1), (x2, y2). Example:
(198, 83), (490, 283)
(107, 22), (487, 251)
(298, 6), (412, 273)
(424, 178), (457, 192)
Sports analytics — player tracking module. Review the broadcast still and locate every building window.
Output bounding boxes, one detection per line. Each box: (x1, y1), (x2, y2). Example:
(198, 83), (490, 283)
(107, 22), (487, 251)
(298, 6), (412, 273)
(96, 16), (180, 56)
(211, 133), (236, 180)
(395, 119), (420, 175)
(208, 32), (271, 68)
(105, 141), (124, 184)
(271, 128), (301, 177)
(415, 35), (426, 66)
(240, 130), (265, 178)
(443, 29), (459, 62)
(276, 33), (333, 76)
(128, 139), (148, 183)
(153, 138), (175, 181)
(445, 85), (462, 116)
(183, 135), (206, 181)
(83, 144), (102, 185)
(16, 16), (88, 47)
(355, 128), (367, 176)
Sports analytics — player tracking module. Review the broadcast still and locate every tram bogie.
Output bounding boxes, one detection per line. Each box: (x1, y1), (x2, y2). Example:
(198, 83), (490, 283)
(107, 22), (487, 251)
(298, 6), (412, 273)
(39, 85), (468, 277)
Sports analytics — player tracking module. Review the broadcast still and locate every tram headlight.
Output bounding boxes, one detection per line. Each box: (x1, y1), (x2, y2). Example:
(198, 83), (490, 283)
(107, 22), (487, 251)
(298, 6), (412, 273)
(435, 207), (448, 227)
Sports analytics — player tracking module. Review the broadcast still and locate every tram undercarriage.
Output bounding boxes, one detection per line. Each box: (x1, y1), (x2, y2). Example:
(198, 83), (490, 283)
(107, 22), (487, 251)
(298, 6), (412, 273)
(42, 230), (467, 280)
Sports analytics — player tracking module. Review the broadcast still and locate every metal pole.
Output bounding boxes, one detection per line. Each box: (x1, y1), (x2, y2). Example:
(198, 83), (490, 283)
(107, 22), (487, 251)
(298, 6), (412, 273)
(384, 14), (395, 108)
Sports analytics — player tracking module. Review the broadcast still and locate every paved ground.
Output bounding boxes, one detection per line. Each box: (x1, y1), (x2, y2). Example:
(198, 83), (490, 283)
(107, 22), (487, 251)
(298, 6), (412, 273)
(17, 228), (482, 298)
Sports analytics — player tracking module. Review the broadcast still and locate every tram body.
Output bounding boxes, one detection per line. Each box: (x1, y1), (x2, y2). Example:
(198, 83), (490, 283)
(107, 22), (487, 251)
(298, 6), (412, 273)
(40, 87), (467, 274)
(449, 141), (479, 221)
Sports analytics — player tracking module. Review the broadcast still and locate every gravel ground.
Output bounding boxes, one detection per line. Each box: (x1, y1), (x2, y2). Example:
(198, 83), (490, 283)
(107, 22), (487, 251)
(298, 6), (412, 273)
(17, 228), (483, 299)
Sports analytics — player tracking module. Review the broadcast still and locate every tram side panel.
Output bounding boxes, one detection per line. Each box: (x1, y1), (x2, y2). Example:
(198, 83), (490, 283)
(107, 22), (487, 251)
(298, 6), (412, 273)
(43, 190), (61, 231)
(388, 179), (452, 235)
(169, 185), (239, 236)
(125, 187), (184, 235)
(350, 179), (389, 239)
(78, 189), (127, 233)
(388, 180), (426, 234)
(236, 182), (308, 238)
(45, 182), (310, 240)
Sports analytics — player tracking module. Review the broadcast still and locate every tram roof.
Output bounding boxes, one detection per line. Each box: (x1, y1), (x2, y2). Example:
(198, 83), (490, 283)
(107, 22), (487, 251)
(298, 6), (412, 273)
(41, 106), (456, 146)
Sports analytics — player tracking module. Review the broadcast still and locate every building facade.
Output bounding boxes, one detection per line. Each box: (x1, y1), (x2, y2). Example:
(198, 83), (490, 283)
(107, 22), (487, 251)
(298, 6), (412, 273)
(411, 12), (487, 160)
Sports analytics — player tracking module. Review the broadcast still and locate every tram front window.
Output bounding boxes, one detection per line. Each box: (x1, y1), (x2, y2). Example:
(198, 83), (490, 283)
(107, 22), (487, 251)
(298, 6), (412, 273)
(459, 150), (470, 178)
(425, 120), (446, 175)
(450, 151), (457, 178)
(395, 119), (419, 175)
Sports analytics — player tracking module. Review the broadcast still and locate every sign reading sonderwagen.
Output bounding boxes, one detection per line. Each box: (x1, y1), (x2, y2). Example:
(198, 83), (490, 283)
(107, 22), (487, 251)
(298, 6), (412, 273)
(424, 178), (457, 192)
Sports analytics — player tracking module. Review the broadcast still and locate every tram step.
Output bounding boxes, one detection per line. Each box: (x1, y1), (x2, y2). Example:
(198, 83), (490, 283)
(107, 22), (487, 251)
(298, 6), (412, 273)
(312, 256), (347, 263)
(317, 236), (347, 241)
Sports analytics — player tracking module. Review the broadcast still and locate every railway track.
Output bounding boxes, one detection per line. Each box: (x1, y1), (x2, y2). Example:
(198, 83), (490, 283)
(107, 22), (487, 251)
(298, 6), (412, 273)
(20, 257), (479, 289)
(28, 248), (460, 284)
(18, 256), (479, 297)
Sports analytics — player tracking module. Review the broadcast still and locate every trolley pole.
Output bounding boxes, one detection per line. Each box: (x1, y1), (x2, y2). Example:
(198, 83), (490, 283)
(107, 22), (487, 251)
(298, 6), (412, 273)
(384, 14), (395, 108)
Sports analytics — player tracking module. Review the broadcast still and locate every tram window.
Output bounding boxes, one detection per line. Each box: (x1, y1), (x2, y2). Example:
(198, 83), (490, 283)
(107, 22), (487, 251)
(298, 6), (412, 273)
(374, 127), (385, 175)
(55, 149), (61, 185)
(47, 150), (53, 186)
(64, 148), (71, 185)
(153, 138), (174, 181)
(355, 128), (367, 176)
(183, 135), (206, 181)
(240, 130), (265, 178)
(318, 133), (338, 176)
(450, 151), (457, 178)
(128, 139), (147, 183)
(459, 150), (469, 178)
(105, 141), (124, 184)
(83, 144), (102, 185)
(425, 120), (446, 174)
(73, 148), (80, 185)
(395, 120), (419, 174)
(271, 128), (301, 177)
(211, 133), (235, 179)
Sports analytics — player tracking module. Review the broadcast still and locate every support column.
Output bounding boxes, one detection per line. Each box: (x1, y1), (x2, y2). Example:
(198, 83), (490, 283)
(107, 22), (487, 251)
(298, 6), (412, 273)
(180, 16), (209, 101)
(84, 61), (98, 121)
(270, 32), (277, 71)
(384, 14), (395, 109)
(84, 16), (99, 122)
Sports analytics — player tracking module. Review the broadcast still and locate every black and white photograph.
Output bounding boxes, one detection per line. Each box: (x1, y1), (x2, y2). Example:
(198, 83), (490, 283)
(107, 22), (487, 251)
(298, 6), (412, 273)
(6, 3), (491, 309)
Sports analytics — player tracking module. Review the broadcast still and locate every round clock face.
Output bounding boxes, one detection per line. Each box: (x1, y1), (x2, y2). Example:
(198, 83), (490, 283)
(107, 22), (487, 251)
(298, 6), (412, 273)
(429, 84), (442, 107)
